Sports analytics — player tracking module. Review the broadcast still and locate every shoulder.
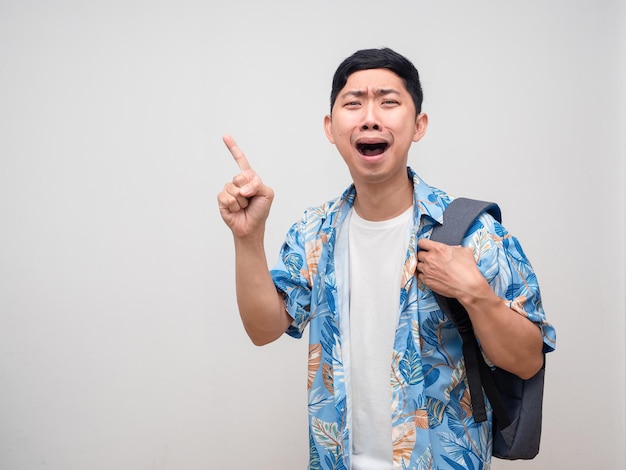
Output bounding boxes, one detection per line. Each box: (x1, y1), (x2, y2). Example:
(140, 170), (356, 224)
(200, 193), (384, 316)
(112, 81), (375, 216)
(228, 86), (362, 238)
(293, 185), (356, 238)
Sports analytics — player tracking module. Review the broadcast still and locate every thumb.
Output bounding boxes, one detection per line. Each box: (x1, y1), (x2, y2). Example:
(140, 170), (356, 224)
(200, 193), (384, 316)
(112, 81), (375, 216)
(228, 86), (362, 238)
(237, 171), (270, 200)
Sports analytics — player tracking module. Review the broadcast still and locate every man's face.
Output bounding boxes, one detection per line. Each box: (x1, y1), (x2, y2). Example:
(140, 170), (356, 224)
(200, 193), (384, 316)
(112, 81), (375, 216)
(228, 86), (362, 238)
(324, 68), (427, 187)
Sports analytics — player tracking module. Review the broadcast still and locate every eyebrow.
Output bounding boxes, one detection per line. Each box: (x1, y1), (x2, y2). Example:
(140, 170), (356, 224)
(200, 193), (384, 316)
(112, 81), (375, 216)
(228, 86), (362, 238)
(340, 88), (401, 99)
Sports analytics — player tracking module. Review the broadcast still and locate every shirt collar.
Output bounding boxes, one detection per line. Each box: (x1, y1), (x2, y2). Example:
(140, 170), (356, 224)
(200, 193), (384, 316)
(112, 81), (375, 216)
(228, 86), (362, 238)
(329, 166), (448, 229)
(408, 167), (446, 226)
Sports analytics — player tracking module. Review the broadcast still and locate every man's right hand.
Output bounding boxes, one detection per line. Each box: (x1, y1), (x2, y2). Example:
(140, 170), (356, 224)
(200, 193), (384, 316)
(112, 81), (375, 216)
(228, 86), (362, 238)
(217, 134), (290, 346)
(217, 134), (274, 239)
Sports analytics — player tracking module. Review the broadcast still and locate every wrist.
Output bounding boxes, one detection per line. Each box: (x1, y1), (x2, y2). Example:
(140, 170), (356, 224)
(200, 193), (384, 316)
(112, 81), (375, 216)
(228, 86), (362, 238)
(457, 279), (499, 312)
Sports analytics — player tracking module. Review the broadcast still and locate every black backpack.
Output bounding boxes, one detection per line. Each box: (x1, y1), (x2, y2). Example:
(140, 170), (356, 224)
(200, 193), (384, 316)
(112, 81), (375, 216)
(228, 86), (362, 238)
(430, 197), (545, 460)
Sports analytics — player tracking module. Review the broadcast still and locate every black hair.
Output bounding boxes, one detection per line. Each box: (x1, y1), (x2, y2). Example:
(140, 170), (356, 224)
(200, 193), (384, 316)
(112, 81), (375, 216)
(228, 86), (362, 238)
(329, 47), (423, 115)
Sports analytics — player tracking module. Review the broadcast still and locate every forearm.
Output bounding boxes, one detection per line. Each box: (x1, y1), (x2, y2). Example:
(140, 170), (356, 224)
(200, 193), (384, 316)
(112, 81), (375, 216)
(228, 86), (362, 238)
(459, 282), (544, 379)
(234, 234), (291, 346)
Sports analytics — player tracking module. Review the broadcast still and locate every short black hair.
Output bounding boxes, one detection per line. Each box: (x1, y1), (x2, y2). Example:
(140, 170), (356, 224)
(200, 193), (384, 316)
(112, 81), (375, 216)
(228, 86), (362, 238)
(330, 47), (424, 115)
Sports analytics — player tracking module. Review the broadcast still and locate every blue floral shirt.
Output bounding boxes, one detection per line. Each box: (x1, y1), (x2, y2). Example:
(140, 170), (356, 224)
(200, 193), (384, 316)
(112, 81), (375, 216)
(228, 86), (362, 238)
(271, 168), (556, 470)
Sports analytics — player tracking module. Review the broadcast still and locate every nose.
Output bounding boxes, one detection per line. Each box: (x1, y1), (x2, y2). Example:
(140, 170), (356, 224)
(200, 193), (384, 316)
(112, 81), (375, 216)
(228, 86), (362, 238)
(360, 103), (381, 131)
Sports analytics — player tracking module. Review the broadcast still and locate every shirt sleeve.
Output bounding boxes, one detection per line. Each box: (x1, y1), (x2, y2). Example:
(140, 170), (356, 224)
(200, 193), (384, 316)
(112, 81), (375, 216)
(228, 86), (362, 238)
(270, 217), (314, 339)
(465, 213), (557, 353)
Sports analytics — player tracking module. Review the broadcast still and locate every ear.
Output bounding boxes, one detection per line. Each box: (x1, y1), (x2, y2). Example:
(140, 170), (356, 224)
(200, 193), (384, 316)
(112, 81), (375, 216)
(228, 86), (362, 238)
(412, 113), (429, 142)
(323, 114), (335, 144)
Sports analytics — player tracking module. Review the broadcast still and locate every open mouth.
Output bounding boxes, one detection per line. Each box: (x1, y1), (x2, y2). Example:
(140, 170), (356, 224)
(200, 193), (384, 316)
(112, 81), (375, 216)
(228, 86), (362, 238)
(357, 142), (389, 157)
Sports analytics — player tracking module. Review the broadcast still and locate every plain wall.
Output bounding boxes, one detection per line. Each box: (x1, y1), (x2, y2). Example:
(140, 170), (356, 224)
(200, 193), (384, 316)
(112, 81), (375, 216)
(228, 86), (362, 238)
(0, 0), (624, 468)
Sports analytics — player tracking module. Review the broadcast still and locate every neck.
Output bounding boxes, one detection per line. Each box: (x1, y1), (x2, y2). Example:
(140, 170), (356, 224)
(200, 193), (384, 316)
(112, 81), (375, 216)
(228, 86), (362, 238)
(353, 176), (413, 222)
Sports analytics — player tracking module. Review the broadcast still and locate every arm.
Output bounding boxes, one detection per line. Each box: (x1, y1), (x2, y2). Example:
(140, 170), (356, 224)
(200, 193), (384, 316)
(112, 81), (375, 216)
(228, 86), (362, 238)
(217, 135), (293, 345)
(416, 237), (544, 379)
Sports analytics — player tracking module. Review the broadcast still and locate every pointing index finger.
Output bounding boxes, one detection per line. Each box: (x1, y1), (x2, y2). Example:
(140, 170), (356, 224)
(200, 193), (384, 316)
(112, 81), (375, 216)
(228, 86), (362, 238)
(222, 134), (251, 172)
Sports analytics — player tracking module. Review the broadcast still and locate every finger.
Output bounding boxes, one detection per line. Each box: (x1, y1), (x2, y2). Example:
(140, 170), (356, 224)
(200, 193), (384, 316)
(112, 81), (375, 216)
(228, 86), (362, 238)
(224, 181), (251, 208)
(217, 190), (238, 214)
(417, 238), (435, 250)
(222, 134), (252, 172)
(232, 165), (268, 200)
(218, 186), (249, 213)
(233, 173), (250, 189)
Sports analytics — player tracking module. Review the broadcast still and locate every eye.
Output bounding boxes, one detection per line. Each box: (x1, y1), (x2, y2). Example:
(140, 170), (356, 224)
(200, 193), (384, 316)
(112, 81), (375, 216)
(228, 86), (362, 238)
(344, 101), (361, 108)
(382, 99), (399, 106)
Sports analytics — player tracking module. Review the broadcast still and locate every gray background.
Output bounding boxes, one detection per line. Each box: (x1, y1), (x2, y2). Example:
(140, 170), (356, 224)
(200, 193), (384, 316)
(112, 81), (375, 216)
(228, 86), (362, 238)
(1, 0), (624, 468)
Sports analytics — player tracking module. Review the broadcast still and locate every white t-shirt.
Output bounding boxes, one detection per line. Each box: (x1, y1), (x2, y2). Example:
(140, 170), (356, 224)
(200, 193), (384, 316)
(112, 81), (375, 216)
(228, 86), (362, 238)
(348, 206), (413, 469)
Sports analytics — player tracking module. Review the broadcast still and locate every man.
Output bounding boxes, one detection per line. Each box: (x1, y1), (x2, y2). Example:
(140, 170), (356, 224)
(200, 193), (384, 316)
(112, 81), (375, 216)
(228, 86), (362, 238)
(217, 48), (556, 469)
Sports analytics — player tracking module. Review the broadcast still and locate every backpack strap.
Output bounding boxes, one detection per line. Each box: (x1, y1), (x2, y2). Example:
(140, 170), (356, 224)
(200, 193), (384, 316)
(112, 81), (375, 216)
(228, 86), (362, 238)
(429, 198), (511, 427)
(431, 197), (502, 246)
